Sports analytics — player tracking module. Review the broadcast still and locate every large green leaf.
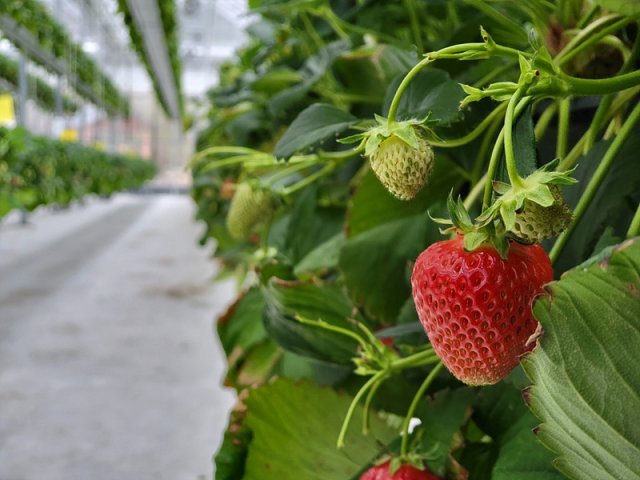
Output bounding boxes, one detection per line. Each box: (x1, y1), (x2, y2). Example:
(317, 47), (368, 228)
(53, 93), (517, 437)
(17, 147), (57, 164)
(347, 159), (460, 237)
(242, 378), (397, 480)
(218, 288), (267, 358)
(339, 212), (442, 323)
(263, 279), (359, 363)
(274, 103), (358, 159)
(268, 41), (351, 116)
(276, 185), (345, 265)
(333, 44), (417, 101)
(523, 239), (640, 480)
(215, 410), (251, 480)
(473, 383), (562, 480)
(417, 388), (474, 475)
(294, 231), (346, 276)
(382, 69), (465, 125)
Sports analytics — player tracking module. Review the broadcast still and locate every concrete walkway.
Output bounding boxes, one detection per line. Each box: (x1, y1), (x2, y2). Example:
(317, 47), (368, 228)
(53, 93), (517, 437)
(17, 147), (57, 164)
(0, 195), (237, 480)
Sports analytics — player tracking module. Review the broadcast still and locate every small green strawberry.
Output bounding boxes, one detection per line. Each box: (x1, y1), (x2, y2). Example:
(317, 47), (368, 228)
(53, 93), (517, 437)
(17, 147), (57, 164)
(226, 182), (274, 240)
(370, 135), (434, 200)
(510, 185), (573, 243)
(339, 115), (436, 201)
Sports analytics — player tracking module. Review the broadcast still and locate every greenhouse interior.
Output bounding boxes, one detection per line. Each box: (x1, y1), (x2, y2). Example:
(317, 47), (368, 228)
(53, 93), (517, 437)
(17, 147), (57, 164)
(0, 0), (639, 479)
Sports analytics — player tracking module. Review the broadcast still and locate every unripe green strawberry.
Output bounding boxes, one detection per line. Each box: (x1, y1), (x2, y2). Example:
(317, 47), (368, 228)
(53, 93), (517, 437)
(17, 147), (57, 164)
(226, 183), (273, 240)
(369, 135), (434, 200)
(510, 186), (572, 244)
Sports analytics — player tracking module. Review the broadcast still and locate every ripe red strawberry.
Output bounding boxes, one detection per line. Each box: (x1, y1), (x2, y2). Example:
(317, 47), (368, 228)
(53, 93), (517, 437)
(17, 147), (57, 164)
(411, 236), (552, 385)
(360, 461), (442, 480)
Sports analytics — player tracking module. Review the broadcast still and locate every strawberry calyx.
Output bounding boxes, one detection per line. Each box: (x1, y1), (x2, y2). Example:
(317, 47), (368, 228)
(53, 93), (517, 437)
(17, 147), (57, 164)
(431, 192), (510, 258)
(340, 114), (436, 156)
(477, 159), (576, 235)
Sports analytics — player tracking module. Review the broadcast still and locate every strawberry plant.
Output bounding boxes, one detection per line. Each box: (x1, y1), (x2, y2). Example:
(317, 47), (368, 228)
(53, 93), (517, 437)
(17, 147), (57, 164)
(191, 1), (640, 478)
(0, 126), (155, 217)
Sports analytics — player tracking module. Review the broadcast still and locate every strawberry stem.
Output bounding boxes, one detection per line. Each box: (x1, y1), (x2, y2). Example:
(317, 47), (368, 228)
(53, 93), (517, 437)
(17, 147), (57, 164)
(556, 97), (571, 159)
(278, 163), (336, 196)
(362, 376), (386, 435)
(551, 99), (640, 263)
(555, 14), (633, 67)
(429, 102), (507, 148)
(399, 362), (444, 458)
(337, 370), (388, 448)
(503, 84), (527, 190)
(627, 203), (640, 239)
(482, 97), (531, 208)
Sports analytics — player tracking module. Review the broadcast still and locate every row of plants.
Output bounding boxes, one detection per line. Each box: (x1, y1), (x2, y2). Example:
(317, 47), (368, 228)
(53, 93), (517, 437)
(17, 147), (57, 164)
(0, 126), (155, 218)
(0, 52), (77, 114)
(0, 0), (129, 115)
(191, 0), (639, 479)
(117, 0), (183, 117)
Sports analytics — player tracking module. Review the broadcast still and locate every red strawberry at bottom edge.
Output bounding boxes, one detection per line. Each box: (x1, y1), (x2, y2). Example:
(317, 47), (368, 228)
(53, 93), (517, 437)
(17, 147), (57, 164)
(360, 461), (442, 480)
(411, 236), (552, 386)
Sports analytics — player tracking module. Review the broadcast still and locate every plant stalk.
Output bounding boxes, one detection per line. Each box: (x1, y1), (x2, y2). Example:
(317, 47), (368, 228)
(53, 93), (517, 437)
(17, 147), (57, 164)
(399, 362), (444, 458)
(550, 100), (640, 263)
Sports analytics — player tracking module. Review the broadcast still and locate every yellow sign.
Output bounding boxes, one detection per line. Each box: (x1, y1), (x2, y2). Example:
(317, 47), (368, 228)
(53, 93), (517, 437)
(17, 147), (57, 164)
(60, 128), (78, 142)
(0, 94), (16, 126)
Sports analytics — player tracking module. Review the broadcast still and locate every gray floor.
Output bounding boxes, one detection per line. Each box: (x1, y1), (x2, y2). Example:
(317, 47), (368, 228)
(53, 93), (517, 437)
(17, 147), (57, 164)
(0, 195), (237, 480)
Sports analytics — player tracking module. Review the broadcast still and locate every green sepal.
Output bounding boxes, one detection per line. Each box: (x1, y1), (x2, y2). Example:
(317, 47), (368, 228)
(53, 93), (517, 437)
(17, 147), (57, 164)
(525, 183), (554, 207)
(480, 26), (495, 49)
(447, 192), (474, 230)
(344, 115), (434, 158)
(337, 132), (367, 144)
(500, 198), (518, 230)
(480, 161), (578, 229)
(389, 457), (403, 475)
(463, 231), (489, 251)
(492, 180), (511, 194)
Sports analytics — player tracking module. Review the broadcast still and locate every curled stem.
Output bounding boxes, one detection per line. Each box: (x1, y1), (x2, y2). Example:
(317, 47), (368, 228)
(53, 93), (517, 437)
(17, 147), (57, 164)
(279, 163), (335, 196)
(430, 102), (507, 148)
(400, 362), (444, 458)
(503, 85), (528, 189)
(337, 371), (388, 448)
(482, 97), (531, 208)
(362, 377), (386, 434)
(555, 14), (626, 66)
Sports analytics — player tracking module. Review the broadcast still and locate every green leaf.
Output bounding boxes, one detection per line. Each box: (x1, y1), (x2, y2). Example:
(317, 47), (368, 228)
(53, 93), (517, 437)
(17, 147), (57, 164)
(492, 426), (564, 480)
(513, 106), (538, 176)
(267, 41), (351, 116)
(218, 288), (267, 358)
(278, 185), (345, 265)
(263, 279), (359, 363)
(592, 0), (640, 15)
(383, 69), (465, 126)
(242, 378), (397, 480)
(294, 231), (346, 276)
(416, 388), (474, 475)
(274, 103), (358, 159)
(339, 212), (441, 323)
(523, 239), (640, 480)
(215, 410), (251, 480)
(473, 383), (561, 480)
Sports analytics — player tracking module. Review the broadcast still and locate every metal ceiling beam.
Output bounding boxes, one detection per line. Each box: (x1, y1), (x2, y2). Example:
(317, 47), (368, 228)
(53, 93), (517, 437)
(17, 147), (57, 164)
(0, 15), (101, 107)
(125, 0), (180, 118)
